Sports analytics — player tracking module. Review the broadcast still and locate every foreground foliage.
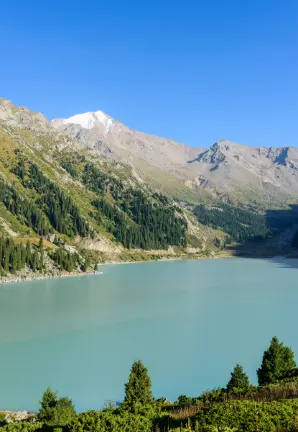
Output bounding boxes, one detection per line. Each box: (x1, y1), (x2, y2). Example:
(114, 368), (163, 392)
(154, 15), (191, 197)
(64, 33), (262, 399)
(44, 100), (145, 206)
(2, 338), (298, 432)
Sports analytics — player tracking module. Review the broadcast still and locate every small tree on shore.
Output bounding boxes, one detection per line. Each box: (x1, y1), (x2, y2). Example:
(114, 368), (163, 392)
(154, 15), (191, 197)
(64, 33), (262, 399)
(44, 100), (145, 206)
(124, 360), (152, 406)
(38, 386), (76, 426)
(257, 336), (296, 385)
(227, 364), (250, 392)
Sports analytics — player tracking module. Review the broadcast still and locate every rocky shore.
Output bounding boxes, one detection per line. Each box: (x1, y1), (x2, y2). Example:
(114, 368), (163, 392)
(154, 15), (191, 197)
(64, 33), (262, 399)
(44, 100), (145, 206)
(0, 269), (102, 285)
(0, 411), (36, 423)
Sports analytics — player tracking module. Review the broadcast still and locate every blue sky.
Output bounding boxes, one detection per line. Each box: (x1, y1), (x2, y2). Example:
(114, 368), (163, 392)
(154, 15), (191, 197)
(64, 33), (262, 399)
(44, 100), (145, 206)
(1, 0), (297, 148)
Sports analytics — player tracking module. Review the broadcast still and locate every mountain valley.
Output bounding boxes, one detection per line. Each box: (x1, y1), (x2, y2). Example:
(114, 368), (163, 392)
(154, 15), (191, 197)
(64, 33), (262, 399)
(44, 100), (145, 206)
(0, 97), (298, 280)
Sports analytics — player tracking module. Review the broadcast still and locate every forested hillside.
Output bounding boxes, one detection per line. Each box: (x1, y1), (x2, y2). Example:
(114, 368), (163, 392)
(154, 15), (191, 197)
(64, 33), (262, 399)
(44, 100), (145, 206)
(1, 98), (298, 280)
(194, 202), (268, 243)
(0, 99), (221, 279)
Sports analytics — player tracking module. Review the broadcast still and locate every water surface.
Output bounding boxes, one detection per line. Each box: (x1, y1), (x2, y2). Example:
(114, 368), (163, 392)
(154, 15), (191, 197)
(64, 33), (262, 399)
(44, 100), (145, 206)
(0, 258), (297, 411)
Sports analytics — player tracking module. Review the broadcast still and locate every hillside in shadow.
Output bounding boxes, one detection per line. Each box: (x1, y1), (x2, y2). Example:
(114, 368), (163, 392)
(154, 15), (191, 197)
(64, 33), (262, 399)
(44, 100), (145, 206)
(228, 204), (298, 268)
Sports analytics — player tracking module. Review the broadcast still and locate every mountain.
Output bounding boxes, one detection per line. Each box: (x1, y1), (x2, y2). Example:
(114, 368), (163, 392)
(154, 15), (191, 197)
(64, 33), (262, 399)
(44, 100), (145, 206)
(1, 97), (298, 280)
(52, 111), (298, 208)
(0, 98), (223, 280)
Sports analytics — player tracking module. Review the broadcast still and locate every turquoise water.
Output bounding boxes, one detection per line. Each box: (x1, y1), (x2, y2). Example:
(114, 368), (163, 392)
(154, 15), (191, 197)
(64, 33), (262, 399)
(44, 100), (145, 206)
(0, 257), (298, 412)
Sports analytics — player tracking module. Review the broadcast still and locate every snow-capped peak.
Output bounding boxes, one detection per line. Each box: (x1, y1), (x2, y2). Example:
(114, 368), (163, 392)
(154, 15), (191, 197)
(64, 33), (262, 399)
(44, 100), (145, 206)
(62, 110), (114, 134)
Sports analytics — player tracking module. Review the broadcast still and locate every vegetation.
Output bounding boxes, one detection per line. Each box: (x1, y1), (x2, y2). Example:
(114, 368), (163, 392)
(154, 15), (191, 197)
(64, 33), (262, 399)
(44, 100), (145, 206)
(12, 158), (92, 238)
(84, 163), (188, 250)
(257, 336), (296, 385)
(38, 387), (75, 426)
(194, 203), (268, 243)
(0, 178), (50, 236)
(226, 364), (250, 393)
(0, 236), (44, 275)
(2, 337), (298, 431)
(124, 360), (153, 407)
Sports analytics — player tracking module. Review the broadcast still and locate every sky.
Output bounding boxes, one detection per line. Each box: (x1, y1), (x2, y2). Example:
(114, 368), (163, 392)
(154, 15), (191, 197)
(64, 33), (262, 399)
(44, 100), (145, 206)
(1, 0), (297, 148)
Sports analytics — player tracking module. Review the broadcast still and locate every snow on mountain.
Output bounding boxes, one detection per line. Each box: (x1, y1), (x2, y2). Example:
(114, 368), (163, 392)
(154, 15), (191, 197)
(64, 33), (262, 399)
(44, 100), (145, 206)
(51, 108), (298, 206)
(62, 110), (114, 134)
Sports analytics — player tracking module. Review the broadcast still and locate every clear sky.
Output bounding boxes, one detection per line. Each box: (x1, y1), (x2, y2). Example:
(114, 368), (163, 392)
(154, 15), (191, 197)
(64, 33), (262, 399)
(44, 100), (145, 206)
(1, 0), (297, 148)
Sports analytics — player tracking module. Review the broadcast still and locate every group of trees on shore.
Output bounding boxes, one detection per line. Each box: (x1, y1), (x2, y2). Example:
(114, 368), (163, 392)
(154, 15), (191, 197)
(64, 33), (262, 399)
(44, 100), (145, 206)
(0, 235), (95, 276)
(0, 237), (44, 275)
(1, 337), (298, 432)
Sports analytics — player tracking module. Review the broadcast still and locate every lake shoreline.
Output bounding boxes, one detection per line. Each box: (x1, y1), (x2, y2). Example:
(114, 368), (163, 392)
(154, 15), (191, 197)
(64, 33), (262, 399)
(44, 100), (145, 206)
(0, 253), (229, 285)
(1, 249), (295, 285)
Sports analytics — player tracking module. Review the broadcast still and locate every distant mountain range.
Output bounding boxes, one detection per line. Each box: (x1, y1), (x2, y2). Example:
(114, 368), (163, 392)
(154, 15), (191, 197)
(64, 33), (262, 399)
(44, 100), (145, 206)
(51, 109), (298, 208)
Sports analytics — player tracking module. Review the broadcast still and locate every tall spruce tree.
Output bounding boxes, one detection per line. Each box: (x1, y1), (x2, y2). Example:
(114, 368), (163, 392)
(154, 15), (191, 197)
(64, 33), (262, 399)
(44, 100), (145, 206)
(227, 364), (250, 392)
(257, 336), (296, 385)
(124, 360), (152, 406)
(39, 237), (44, 273)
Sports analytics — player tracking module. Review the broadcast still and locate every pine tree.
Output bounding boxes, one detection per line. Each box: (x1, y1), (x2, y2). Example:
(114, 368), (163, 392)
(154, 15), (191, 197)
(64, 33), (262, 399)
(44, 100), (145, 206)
(38, 387), (75, 426)
(82, 255), (89, 272)
(39, 237), (44, 273)
(26, 240), (31, 264)
(39, 387), (58, 422)
(124, 360), (152, 406)
(257, 336), (296, 385)
(32, 250), (39, 273)
(0, 236), (3, 269)
(227, 364), (250, 392)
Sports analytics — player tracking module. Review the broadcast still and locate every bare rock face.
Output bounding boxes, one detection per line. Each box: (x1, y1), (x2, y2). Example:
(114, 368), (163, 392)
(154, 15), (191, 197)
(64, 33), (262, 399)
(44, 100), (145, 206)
(0, 410), (35, 423)
(0, 98), (48, 132)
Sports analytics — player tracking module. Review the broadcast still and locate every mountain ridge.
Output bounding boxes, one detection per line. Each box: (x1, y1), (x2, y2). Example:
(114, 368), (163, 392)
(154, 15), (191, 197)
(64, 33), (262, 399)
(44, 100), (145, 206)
(51, 108), (298, 208)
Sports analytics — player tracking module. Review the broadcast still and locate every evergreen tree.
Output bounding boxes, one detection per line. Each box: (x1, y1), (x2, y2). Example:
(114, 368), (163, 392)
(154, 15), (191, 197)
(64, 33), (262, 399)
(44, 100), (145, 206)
(39, 237), (44, 273)
(26, 240), (31, 263)
(257, 336), (296, 385)
(32, 250), (39, 273)
(38, 387), (75, 426)
(82, 255), (89, 272)
(227, 364), (250, 392)
(124, 360), (152, 406)
(38, 387), (58, 422)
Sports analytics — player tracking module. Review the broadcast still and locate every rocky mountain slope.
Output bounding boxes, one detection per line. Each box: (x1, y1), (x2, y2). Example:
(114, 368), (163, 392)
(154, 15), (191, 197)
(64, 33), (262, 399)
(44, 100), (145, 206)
(52, 110), (298, 208)
(0, 98), (224, 279)
(1, 97), (298, 281)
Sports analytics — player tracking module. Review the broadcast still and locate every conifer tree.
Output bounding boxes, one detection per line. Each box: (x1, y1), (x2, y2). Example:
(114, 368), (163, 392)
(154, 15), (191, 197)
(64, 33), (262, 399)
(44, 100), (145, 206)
(227, 364), (250, 392)
(32, 250), (39, 272)
(39, 237), (44, 273)
(257, 336), (296, 385)
(82, 255), (89, 272)
(38, 387), (75, 426)
(26, 240), (31, 263)
(124, 360), (152, 406)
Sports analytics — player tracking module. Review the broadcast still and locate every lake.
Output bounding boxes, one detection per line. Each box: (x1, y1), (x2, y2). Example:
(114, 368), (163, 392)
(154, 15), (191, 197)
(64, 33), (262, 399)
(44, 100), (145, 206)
(0, 257), (298, 412)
